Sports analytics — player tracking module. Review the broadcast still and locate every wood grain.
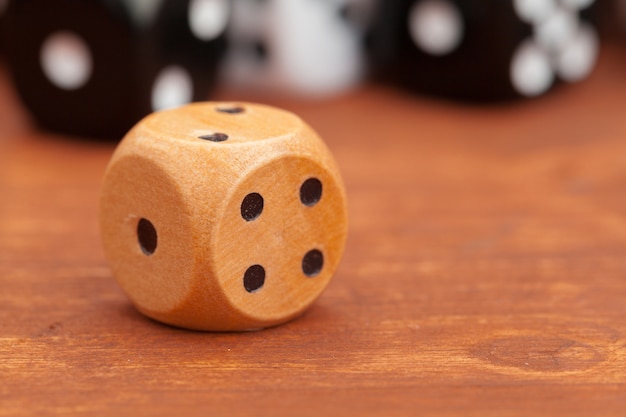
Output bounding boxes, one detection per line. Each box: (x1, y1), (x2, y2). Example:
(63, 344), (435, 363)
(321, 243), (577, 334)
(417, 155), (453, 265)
(2, 47), (626, 416)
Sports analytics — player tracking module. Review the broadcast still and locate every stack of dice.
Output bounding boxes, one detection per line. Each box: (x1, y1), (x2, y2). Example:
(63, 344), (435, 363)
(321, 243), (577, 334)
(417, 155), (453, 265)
(0, 0), (607, 138)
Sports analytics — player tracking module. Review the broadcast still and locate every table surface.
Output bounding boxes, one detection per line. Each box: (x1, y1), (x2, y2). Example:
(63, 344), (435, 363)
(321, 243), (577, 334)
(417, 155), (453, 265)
(1, 47), (626, 416)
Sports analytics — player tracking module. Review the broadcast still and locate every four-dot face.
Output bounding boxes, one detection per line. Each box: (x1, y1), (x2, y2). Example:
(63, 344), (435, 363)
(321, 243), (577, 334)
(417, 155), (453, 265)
(213, 154), (346, 322)
(100, 102), (348, 331)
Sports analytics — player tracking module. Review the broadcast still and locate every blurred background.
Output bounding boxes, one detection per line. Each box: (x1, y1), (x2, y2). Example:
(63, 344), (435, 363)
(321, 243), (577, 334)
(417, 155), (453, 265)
(0, 0), (625, 139)
(2, 3), (626, 413)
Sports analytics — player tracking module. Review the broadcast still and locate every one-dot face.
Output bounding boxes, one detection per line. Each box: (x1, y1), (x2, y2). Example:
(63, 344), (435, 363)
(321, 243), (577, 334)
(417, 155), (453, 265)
(212, 156), (347, 322)
(138, 102), (304, 144)
(100, 156), (196, 314)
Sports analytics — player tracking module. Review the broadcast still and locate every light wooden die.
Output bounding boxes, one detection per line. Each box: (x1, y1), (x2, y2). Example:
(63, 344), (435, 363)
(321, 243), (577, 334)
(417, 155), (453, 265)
(99, 102), (348, 331)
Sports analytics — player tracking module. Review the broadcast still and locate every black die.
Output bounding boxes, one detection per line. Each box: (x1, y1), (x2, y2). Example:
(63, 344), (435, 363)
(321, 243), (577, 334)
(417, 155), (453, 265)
(3, 0), (229, 138)
(369, 0), (599, 101)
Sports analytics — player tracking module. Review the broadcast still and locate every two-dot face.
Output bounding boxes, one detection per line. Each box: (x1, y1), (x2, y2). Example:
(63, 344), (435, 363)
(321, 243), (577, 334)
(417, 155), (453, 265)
(100, 102), (348, 330)
(138, 101), (304, 145)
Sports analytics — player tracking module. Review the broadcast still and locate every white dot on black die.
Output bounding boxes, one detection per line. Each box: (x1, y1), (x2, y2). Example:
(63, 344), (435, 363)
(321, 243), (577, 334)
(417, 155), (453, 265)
(188, 0), (229, 41)
(408, 0), (464, 56)
(510, 40), (554, 97)
(40, 31), (93, 90)
(555, 23), (599, 82)
(151, 65), (193, 111)
(534, 7), (578, 52)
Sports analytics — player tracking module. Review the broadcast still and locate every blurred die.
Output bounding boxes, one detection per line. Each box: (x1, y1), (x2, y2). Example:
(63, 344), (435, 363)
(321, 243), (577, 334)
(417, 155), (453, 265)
(369, 0), (600, 101)
(3, 0), (229, 138)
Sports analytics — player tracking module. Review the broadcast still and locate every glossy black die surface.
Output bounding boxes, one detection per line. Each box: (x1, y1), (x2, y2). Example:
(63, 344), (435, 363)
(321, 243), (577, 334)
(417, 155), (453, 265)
(3, 0), (229, 138)
(369, 0), (599, 101)
(0, 0), (10, 56)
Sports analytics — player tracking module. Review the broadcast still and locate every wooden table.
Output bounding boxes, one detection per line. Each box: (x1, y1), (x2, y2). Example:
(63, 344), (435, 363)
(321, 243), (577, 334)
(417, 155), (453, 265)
(1, 48), (625, 416)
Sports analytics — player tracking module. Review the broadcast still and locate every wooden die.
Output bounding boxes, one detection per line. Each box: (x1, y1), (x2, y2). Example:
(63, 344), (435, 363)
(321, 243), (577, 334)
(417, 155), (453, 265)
(99, 102), (348, 331)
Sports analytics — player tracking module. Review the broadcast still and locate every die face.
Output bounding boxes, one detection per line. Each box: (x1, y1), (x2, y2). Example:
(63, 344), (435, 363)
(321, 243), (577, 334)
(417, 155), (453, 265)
(100, 155), (197, 314)
(4, 0), (228, 138)
(136, 101), (303, 145)
(213, 155), (347, 323)
(370, 0), (599, 101)
(222, 0), (373, 96)
(100, 102), (348, 331)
